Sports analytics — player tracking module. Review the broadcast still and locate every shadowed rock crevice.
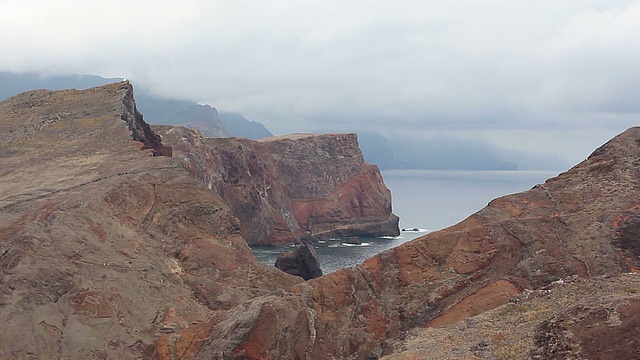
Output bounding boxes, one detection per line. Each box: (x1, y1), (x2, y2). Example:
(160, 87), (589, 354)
(119, 82), (172, 157)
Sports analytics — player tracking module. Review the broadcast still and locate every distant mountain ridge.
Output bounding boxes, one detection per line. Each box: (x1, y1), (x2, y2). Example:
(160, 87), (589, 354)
(353, 131), (569, 171)
(218, 111), (273, 140)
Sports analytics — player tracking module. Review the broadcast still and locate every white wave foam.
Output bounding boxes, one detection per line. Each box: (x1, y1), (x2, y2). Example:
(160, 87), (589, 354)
(401, 228), (430, 233)
(340, 242), (371, 247)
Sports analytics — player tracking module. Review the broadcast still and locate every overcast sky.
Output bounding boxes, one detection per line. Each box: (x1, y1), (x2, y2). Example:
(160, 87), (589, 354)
(1, 0), (639, 164)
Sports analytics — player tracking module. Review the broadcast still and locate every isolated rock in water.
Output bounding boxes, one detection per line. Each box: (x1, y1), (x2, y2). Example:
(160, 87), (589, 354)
(275, 243), (323, 280)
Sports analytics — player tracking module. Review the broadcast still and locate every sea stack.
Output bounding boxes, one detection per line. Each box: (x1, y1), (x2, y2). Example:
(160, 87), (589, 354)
(275, 243), (323, 280)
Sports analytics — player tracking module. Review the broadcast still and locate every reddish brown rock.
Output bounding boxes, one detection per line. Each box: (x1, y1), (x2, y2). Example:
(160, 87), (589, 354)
(381, 274), (640, 360)
(154, 127), (400, 245)
(0, 82), (300, 359)
(157, 127), (640, 359)
(6, 80), (640, 360)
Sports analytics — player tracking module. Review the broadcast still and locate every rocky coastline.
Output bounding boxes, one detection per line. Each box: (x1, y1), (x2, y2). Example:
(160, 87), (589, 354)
(1, 81), (639, 359)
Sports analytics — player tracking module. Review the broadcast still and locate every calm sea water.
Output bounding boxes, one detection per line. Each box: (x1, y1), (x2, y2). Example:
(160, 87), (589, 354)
(251, 169), (560, 274)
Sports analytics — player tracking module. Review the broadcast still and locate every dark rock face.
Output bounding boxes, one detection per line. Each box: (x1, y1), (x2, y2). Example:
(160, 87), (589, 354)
(275, 243), (323, 280)
(154, 128), (400, 245)
(120, 84), (173, 157)
(157, 127), (640, 360)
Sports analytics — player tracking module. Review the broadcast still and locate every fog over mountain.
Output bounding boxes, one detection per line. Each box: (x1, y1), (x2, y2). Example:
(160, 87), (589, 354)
(0, 71), (575, 170)
(356, 131), (569, 171)
(0, 71), (271, 140)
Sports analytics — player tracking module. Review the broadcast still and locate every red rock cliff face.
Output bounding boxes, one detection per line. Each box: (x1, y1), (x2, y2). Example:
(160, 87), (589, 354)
(154, 128), (400, 245)
(156, 127), (640, 359)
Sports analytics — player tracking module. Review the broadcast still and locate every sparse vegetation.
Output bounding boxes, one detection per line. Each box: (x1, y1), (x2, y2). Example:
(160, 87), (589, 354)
(382, 274), (640, 359)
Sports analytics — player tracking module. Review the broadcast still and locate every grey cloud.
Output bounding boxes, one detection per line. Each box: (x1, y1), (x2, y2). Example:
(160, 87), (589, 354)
(0, 0), (639, 165)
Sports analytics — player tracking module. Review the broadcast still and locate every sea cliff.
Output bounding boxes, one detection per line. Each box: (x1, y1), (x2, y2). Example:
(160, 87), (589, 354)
(1, 81), (639, 359)
(153, 126), (400, 245)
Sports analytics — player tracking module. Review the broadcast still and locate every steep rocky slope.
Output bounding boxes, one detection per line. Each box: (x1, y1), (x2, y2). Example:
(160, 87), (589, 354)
(156, 127), (640, 359)
(0, 82), (301, 359)
(154, 127), (399, 245)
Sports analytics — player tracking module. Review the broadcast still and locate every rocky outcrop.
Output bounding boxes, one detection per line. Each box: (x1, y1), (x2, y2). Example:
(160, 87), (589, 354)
(154, 127), (400, 245)
(275, 243), (323, 280)
(0, 82), (301, 359)
(156, 127), (640, 359)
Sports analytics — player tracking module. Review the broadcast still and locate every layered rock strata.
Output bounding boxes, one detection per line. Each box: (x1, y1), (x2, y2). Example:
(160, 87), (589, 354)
(157, 127), (640, 359)
(154, 127), (400, 245)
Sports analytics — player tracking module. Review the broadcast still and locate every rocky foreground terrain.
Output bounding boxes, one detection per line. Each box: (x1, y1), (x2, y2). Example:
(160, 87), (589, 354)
(155, 127), (640, 359)
(1, 81), (639, 359)
(383, 273), (640, 359)
(0, 82), (396, 359)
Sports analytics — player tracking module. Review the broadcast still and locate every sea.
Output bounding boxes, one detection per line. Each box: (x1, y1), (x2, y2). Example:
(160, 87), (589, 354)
(251, 169), (560, 275)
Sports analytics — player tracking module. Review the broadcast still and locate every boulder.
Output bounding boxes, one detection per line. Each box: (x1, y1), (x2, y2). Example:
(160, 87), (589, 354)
(275, 243), (323, 280)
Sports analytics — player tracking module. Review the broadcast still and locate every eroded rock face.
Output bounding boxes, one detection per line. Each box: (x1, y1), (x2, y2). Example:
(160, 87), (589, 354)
(0, 83), (301, 359)
(275, 243), (323, 280)
(157, 127), (640, 359)
(154, 127), (400, 245)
